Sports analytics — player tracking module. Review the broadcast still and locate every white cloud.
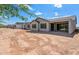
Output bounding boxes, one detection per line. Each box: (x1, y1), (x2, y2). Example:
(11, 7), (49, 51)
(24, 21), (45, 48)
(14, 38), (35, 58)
(54, 4), (62, 8)
(35, 11), (43, 15)
(26, 5), (34, 10)
(54, 12), (59, 17)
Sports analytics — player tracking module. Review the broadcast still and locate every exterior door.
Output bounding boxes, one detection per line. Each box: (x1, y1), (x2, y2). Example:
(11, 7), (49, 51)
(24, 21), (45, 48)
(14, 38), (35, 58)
(50, 23), (54, 31)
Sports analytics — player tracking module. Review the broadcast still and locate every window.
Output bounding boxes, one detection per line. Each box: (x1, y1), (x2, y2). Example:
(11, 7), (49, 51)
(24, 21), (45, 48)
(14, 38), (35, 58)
(32, 24), (36, 28)
(40, 23), (47, 29)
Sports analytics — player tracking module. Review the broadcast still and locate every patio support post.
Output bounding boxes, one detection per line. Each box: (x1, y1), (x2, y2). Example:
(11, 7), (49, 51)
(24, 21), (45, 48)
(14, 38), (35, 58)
(54, 23), (57, 31)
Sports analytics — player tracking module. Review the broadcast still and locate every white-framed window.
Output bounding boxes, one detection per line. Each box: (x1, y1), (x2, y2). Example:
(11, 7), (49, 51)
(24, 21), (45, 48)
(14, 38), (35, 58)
(40, 23), (47, 29)
(32, 24), (36, 28)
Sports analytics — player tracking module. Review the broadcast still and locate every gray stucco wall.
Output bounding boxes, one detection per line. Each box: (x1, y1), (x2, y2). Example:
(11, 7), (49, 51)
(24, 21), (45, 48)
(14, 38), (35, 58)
(30, 21), (39, 31)
(69, 19), (76, 34)
(16, 24), (23, 29)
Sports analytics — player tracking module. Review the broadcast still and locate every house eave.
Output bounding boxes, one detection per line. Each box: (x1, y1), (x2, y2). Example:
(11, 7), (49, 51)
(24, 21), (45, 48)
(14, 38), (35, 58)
(49, 15), (77, 24)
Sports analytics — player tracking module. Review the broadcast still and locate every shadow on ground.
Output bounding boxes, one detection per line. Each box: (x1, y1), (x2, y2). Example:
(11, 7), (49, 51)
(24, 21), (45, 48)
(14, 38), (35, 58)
(26, 30), (78, 38)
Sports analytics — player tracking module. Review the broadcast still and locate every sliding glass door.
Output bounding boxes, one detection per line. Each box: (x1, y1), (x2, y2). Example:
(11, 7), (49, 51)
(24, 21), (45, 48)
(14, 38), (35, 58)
(57, 22), (68, 32)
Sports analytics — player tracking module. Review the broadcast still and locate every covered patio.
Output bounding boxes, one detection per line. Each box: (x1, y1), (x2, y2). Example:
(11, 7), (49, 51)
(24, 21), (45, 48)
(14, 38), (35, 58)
(50, 21), (69, 33)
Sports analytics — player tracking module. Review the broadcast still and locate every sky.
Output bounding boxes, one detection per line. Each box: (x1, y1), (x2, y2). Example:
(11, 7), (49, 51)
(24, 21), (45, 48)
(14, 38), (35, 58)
(5, 4), (79, 27)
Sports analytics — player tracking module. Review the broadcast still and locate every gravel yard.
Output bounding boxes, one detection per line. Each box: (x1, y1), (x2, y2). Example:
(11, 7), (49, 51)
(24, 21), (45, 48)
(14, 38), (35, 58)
(0, 28), (79, 55)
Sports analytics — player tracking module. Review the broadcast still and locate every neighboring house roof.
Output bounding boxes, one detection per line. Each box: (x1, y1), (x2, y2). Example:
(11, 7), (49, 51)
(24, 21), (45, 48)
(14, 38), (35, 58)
(25, 22), (31, 24)
(16, 22), (26, 24)
(16, 22), (31, 25)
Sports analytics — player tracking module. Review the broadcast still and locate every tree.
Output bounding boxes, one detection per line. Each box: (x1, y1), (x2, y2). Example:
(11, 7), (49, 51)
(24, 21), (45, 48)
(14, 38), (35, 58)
(0, 4), (36, 24)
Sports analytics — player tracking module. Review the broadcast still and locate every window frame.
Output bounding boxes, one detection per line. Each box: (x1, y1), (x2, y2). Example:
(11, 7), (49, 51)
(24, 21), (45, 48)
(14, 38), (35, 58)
(32, 24), (36, 29)
(40, 23), (47, 29)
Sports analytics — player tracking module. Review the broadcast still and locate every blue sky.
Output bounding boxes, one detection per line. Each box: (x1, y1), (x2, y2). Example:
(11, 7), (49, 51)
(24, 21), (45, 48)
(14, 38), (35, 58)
(5, 4), (79, 27)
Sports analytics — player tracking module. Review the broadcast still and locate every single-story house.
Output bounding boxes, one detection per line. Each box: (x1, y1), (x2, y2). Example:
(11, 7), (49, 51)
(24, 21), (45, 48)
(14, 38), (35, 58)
(6, 24), (16, 29)
(24, 22), (30, 29)
(30, 15), (77, 34)
(15, 22), (30, 29)
(15, 22), (25, 29)
(15, 15), (77, 34)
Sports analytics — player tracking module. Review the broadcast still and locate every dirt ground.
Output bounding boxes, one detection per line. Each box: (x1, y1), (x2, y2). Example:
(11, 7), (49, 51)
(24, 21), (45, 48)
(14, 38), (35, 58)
(0, 28), (79, 55)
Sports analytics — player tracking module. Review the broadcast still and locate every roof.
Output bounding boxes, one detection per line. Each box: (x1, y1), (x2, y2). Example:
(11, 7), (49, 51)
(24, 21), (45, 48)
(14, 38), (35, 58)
(16, 22), (25, 24)
(16, 22), (30, 24)
(16, 15), (77, 24)
(35, 17), (49, 22)
(49, 15), (77, 23)
(30, 17), (49, 24)
(25, 22), (31, 24)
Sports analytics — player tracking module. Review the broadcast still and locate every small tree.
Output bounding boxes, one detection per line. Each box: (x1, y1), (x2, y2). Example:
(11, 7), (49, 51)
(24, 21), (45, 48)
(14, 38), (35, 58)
(0, 4), (36, 24)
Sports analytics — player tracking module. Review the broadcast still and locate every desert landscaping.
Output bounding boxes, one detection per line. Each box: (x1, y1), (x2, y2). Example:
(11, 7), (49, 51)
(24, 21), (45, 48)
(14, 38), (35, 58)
(0, 28), (79, 55)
